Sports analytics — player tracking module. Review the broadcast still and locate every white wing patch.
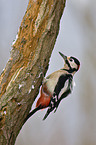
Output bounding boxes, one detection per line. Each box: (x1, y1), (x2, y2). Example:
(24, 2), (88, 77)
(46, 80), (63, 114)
(58, 80), (73, 99)
(58, 79), (69, 99)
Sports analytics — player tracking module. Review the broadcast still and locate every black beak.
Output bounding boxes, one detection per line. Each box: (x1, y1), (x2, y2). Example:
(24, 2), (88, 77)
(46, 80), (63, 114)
(59, 52), (67, 61)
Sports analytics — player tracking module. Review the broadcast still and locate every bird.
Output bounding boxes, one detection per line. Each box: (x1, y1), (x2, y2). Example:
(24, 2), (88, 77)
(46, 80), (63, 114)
(25, 52), (80, 121)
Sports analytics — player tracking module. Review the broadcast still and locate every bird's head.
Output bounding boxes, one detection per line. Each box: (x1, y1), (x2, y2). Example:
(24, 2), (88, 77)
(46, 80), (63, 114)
(59, 52), (80, 74)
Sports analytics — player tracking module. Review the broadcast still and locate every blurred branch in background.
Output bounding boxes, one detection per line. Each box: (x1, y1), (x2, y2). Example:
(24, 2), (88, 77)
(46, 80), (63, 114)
(71, 1), (96, 145)
(79, 3), (96, 145)
(0, 0), (66, 144)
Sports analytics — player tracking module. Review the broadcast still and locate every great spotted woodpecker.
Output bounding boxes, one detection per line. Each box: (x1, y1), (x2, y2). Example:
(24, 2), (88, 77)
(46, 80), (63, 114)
(25, 52), (80, 121)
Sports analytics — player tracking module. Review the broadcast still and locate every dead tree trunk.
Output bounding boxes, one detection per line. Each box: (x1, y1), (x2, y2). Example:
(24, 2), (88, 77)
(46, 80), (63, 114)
(0, 0), (66, 144)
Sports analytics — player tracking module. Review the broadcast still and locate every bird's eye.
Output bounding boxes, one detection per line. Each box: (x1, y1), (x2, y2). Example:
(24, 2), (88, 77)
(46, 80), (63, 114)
(69, 58), (73, 62)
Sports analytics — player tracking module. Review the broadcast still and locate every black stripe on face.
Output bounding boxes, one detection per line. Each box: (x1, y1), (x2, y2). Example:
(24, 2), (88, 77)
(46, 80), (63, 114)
(65, 59), (72, 69)
(63, 56), (80, 73)
(63, 58), (75, 73)
(62, 68), (78, 73)
(70, 57), (80, 66)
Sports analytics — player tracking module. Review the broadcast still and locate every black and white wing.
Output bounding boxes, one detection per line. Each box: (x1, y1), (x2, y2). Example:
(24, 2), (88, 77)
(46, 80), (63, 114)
(43, 74), (73, 120)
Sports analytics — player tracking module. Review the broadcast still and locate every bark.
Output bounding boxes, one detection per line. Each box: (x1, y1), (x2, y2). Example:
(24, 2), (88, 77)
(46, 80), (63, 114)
(0, 0), (66, 144)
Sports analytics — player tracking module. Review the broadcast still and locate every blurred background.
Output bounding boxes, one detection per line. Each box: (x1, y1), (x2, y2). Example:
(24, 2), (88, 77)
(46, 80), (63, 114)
(0, 0), (96, 145)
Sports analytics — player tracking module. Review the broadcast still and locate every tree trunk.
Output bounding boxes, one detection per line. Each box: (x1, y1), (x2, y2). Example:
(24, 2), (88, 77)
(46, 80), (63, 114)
(0, 0), (66, 144)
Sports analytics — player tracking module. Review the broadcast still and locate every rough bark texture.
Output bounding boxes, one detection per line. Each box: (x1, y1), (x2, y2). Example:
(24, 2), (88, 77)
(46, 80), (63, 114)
(0, 0), (66, 144)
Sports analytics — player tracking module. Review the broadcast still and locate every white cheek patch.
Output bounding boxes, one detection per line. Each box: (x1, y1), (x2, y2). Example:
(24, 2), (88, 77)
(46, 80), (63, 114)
(70, 61), (77, 69)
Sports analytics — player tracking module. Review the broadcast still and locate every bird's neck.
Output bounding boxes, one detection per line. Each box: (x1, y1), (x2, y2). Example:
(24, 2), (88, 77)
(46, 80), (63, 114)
(61, 67), (76, 76)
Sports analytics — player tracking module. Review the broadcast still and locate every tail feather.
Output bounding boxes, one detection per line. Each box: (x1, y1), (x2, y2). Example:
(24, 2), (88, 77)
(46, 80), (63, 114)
(43, 107), (52, 120)
(24, 105), (41, 123)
